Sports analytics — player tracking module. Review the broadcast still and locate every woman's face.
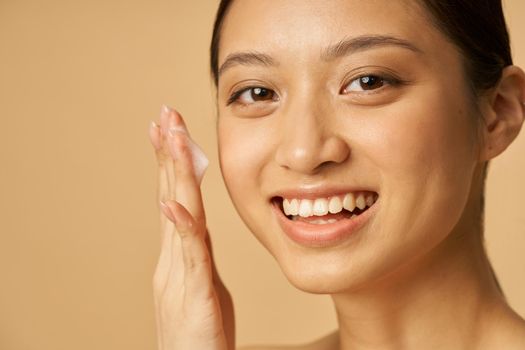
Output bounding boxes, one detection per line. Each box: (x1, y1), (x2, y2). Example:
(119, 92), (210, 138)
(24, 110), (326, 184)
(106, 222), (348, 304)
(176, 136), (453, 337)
(216, 0), (481, 293)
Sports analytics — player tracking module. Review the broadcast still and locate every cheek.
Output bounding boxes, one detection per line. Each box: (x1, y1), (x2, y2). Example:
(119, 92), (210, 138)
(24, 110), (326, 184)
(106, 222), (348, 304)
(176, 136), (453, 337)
(362, 86), (478, 243)
(218, 123), (251, 185)
(217, 118), (276, 237)
(380, 106), (473, 182)
(217, 119), (272, 189)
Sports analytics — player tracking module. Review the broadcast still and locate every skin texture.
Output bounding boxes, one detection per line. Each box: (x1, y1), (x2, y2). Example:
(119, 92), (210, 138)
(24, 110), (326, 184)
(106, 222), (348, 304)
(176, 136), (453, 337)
(212, 0), (525, 349)
(149, 0), (525, 349)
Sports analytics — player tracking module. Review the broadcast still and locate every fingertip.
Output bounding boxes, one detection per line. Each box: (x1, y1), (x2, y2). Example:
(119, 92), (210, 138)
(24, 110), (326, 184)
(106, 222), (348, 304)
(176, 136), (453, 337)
(160, 104), (172, 134)
(149, 121), (162, 150)
(161, 104), (171, 114)
(172, 109), (188, 129)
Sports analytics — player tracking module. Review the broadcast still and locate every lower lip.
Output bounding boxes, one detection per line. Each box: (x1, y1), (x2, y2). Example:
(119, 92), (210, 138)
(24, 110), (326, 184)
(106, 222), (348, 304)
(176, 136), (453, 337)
(271, 199), (378, 248)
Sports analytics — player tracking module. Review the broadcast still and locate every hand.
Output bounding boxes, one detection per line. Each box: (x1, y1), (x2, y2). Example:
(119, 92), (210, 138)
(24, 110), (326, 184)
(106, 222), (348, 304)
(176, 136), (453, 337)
(148, 106), (235, 350)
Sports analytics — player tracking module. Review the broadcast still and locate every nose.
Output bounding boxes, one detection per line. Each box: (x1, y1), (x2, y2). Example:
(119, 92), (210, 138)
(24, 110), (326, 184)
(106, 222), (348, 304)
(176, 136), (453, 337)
(274, 100), (350, 174)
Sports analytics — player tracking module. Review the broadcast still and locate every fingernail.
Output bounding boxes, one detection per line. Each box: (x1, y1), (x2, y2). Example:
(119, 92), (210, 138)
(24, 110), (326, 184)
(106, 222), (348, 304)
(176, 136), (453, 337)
(149, 121), (161, 150)
(159, 105), (172, 134)
(160, 200), (176, 222)
(161, 104), (171, 115)
(172, 109), (188, 129)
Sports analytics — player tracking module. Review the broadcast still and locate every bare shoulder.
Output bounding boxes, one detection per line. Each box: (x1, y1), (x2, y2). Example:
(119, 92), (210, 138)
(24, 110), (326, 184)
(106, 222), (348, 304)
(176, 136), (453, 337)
(237, 330), (339, 350)
(480, 306), (525, 350)
(500, 315), (525, 349)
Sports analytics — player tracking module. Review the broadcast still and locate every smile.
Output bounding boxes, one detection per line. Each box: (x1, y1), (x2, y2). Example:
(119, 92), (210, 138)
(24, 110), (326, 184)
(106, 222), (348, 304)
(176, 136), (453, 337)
(271, 191), (379, 248)
(282, 192), (377, 221)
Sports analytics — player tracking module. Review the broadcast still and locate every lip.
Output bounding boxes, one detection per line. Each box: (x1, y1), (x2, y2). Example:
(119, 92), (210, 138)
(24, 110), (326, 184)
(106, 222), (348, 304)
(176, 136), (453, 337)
(271, 197), (378, 248)
(269, 184), (378, 201)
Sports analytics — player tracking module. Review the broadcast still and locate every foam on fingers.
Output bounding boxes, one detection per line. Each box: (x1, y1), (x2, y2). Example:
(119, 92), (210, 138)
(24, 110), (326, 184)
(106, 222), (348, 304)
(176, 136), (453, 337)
(186, 135), (209, 185)
(162, 105), (209, 185)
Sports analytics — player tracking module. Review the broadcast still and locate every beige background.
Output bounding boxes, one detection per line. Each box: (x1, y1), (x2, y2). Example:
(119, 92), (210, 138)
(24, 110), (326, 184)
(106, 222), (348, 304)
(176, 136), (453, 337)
(0, 1), (523, 349)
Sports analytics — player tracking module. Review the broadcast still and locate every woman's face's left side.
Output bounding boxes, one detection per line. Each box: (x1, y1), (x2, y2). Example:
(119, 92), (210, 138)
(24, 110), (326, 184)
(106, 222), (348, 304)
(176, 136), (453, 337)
(216, 0), (481, 293)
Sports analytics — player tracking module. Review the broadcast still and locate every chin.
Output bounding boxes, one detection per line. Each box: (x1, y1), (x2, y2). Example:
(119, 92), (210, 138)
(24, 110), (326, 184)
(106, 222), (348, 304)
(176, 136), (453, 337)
(275, 255), (375, 295)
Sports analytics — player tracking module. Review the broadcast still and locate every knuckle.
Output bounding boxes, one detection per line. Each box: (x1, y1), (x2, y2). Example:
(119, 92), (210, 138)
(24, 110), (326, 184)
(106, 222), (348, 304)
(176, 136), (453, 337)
(185, 253), (212, 274)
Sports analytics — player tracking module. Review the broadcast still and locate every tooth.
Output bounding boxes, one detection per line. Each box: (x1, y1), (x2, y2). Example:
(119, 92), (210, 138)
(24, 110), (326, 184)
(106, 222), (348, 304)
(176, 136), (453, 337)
(343, 193), (356, 212)
(289, 199), (299, 215)
(283, 198), (291, 215)
(328, 196), (343, 214)
(313, 198), (329, 216)
(365, 193), (375, 207)
(309, 218), (338, 224)
(356, 193), (366, 210)
(298, 199), (313, 217)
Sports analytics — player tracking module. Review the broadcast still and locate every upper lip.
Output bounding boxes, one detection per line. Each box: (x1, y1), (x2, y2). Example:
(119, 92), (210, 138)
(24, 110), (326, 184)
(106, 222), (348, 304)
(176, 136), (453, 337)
(269, 184), (378, 201)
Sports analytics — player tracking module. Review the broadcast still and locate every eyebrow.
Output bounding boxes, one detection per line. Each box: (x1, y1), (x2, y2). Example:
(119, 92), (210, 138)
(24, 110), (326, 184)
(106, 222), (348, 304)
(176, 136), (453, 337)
(218, 51), (276, 78)
(218, 34), (422, 78)
(321, 34), (423, 60)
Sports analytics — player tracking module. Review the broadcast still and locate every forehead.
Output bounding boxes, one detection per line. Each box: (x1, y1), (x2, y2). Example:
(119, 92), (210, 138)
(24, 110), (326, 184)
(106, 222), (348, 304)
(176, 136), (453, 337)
(218, 0), (444, 65)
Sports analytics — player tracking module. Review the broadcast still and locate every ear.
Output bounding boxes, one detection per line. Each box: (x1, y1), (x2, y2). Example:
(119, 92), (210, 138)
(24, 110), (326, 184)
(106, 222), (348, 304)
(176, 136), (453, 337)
(478, 65), (525, 162)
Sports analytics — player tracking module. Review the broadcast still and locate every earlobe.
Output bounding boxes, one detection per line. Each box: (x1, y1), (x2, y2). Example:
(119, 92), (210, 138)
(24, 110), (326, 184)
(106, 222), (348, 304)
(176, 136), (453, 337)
(478, 65), (525, 162)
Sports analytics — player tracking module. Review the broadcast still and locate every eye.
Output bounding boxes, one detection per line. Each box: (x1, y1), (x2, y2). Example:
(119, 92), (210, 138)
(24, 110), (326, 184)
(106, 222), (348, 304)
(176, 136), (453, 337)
(342, 75), (386, 93)
(228, 86), (278, 106)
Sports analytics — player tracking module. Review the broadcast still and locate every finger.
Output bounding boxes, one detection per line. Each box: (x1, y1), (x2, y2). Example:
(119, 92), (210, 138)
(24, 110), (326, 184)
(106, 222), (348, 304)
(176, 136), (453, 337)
(154, 107), (181, 232)
(150, 121), (169, 231)
(160, 104), (187, 132)
(168, 124), (206, 226)
(148, 121), (162, 151)
(156, 201), (184, 290)
(162, 108), (218, 282)
(152, 220), (172, 350)
(159, 105), (170, 137)
(152, 137), (177, 291)
(150, 120), (169, 350)
(158, 159), (170, 230)
(204, 232), (222, 286)
(150, 114), (179, 289)
(158, 106), (180, 210)
(150, 116), (173, 241)
(153, 201), (176, 293)
(163, 200), (214, 299)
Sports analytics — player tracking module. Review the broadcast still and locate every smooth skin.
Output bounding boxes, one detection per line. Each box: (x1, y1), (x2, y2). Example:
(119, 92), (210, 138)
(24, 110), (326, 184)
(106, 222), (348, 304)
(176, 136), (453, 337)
(149, 0), (525, 349)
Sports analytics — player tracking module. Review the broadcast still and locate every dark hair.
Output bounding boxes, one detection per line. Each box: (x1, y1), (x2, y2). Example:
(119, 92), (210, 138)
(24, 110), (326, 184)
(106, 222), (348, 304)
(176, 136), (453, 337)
(210, 0), (234, 87)
(422, 1), (512, 95)
(209, 0), (512, 91)
(209, 0), (511, 294)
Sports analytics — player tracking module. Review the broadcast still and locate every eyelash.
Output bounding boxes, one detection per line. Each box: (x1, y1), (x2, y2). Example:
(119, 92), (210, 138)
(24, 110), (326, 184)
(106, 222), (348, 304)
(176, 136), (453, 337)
(226, 73), (404, 106)
(341, 74), (403, 94)
(226, 87), (276, 106)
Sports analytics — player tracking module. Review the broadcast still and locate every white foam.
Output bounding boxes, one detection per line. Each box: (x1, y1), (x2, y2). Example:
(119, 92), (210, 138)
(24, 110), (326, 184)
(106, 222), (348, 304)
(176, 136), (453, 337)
(168, 125), (209, 185)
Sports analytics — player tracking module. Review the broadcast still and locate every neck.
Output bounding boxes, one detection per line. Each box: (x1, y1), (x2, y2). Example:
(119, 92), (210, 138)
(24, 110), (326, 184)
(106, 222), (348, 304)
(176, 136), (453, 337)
(331, 178), (505, 349)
